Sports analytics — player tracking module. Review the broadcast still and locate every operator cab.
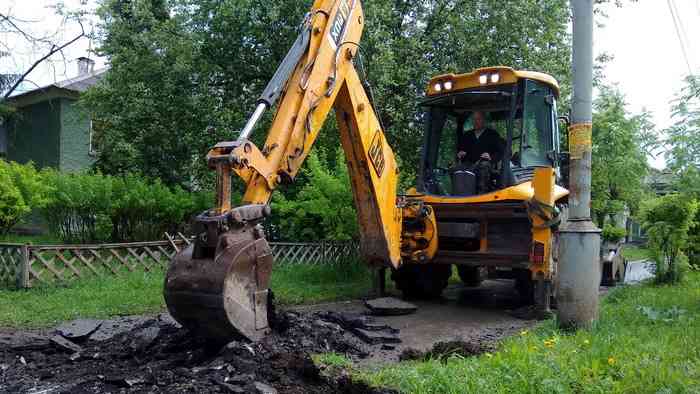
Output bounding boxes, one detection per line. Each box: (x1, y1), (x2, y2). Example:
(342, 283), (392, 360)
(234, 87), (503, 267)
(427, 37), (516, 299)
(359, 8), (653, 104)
(419, 67), (561, 197)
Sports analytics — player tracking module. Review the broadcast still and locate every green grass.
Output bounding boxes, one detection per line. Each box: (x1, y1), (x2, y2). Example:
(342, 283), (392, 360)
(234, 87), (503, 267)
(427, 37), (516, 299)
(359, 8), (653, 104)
(314, 352), (354, 369)
(0, 268), (167, 328)
(622, 244), (651, 261)
(0, 233), (61, 245)
(270, 261), (373, 305)
(0, 261), (374, 328)
(355, 273), (700, 393)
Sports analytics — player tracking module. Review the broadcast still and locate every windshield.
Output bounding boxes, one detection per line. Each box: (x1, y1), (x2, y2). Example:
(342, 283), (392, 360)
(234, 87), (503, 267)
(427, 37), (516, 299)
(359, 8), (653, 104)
(419, 80), (558, 196)
(516, 79), (555, 168)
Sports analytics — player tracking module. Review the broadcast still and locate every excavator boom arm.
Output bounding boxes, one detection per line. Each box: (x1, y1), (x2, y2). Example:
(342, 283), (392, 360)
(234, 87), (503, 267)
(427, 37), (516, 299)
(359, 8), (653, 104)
(165, 0), (424, 343)
(210, 0), (402, 266)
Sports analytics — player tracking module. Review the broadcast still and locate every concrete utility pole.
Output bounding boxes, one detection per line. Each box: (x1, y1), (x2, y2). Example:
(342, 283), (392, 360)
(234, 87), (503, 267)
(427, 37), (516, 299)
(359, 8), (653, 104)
(557, 0), (601, 329)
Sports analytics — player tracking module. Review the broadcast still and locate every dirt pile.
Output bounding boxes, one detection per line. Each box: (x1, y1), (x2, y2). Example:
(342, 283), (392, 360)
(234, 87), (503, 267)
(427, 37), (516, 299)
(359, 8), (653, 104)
(0, 311), (398, 394)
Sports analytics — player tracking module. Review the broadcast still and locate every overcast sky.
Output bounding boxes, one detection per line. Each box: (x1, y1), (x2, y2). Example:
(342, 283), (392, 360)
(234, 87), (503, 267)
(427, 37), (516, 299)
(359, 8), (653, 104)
(2, 0), (699, 169)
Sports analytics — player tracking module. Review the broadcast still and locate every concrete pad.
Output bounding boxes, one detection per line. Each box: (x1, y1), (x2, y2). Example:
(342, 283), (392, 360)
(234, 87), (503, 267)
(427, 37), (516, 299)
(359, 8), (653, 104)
(296, 280), (535, 364)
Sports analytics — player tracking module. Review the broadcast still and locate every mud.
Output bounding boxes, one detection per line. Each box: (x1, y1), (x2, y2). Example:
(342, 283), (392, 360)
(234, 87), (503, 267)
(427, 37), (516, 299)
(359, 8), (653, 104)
(0, 311), (397, 394)
(1, 279), (545, 393)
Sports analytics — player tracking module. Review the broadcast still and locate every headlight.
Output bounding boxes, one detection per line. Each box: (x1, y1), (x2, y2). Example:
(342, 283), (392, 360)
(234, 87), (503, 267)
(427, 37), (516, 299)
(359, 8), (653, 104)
(490, 73), (500, 83)
(433, 83), (443, 92)
(479, 75), (488, 85)
(444, 81), (454, 90)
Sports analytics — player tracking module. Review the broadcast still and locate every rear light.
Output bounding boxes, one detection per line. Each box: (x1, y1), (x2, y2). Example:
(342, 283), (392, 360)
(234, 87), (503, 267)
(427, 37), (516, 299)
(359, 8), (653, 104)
(530, 241), (546, 265)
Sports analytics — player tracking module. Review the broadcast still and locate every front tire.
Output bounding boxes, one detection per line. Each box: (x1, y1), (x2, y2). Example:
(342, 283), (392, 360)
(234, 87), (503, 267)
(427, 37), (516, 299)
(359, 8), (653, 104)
(392, 264), (452, 299)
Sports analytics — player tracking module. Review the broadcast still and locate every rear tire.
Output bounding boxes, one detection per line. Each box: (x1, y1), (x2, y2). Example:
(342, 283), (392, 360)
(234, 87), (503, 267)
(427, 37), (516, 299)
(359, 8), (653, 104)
(392, 264), (451, 299)
(457, 266), (486, 287)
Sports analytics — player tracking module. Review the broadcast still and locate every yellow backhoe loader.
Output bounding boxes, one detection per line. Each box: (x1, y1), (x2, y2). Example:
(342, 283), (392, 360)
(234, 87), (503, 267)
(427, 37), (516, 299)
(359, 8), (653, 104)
(164, 0), (569, 342)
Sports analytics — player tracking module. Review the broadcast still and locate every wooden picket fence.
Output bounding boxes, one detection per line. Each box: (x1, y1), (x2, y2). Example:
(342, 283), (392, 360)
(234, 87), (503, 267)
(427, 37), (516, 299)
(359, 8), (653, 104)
(0, 244), (24, 289)
(271, 242), (359, 265)
(0, 239), (359, 289)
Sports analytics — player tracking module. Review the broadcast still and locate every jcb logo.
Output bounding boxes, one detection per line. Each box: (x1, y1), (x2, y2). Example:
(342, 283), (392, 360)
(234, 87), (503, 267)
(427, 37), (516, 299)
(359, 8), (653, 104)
(329, 0), (354, 49)
(369, 131), (386, 178)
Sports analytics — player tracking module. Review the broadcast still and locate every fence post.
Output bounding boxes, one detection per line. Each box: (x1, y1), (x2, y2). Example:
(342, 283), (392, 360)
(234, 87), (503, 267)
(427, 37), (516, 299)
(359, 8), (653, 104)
(16, 244), (30, 289)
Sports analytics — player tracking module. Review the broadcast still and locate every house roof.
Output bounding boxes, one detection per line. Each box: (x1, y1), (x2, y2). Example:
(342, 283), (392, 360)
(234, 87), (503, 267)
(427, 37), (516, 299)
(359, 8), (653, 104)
(6, 68), (108, 108)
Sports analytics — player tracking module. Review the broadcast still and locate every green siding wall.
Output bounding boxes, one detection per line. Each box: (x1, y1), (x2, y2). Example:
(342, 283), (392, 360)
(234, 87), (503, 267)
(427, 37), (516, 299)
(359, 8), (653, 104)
(60, 99), (95, 172)
(8, 100), (61, 168)
(0, 123), (7, 157)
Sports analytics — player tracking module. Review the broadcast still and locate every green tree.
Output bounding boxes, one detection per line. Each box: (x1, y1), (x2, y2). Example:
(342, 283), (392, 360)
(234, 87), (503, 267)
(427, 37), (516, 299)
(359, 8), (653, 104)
(665, 75), (700, 265)
(84, 0), (573, 190)
(641, 194), (698, 284)
(591, 85), (656, 226)
(666, 76), (700, 174)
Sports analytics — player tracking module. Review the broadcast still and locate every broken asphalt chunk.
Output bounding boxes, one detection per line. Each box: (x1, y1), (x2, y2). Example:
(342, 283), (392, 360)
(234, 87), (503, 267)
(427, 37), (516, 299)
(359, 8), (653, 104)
(317, 311), (402, 345)
(55, 319), (102, 342)
(254, 381), (278, 394)
(213, 380), (246, 393)
(365, 297), (418, 316)
(1, 333), (50, 351)
(129, 326), (161, 352)
(49, 335), (82, 354)
(349, 328), (401, 345)
(89, 316), (150, 342)
(104, 375), (146, 388)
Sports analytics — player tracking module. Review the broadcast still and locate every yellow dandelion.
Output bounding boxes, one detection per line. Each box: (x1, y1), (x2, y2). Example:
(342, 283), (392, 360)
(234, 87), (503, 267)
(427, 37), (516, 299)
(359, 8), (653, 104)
(544, 340), (555, 349)
(520, 330), (529, 336)
(608, 357), (616, 366)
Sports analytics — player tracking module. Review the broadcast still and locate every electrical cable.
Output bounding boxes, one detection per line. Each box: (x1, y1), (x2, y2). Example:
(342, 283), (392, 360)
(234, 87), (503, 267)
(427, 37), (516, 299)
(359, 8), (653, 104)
(671, 0), (691, 47)
(667, 0), (694, 75)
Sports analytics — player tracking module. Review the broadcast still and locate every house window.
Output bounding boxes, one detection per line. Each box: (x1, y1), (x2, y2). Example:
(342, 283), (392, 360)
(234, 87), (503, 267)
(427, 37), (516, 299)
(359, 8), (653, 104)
(89, 119), (105, 157)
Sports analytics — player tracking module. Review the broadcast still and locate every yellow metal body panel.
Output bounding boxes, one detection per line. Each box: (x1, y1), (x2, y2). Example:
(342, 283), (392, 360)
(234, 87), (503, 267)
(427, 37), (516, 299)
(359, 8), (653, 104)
(531, 167), (557, 279)
(414, 180), (568, 205)
(427, 66), (560, 97)
(334, 66), (403, 267)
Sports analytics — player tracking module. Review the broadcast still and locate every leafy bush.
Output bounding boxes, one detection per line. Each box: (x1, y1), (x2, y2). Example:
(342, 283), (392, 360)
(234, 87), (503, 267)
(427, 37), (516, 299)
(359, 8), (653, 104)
(0, 168), (28, 235)
(0, 160), (51, 235)
(271, 149), (358, 242)
(689, 209), (700, 267)
(41, 171), (212, 244)
(641, 194), (698, 284)
(602, 225), (627, 244)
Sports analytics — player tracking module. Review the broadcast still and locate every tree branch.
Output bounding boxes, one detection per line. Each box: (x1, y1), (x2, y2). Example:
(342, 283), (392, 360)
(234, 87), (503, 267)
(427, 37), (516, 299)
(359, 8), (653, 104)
(2, 19), (85, 100)
(0, 12), (53, 45)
